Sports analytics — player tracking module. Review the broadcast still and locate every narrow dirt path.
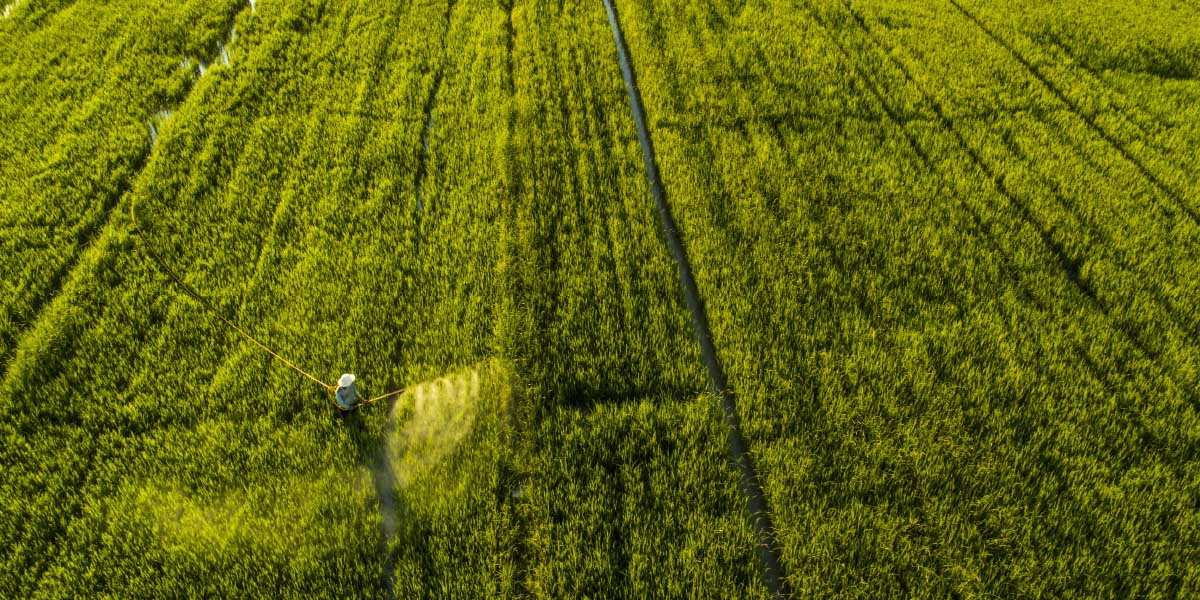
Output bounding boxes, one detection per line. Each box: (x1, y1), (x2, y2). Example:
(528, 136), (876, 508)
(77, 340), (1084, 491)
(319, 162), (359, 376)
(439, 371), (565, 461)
(599, 0), (790, 596)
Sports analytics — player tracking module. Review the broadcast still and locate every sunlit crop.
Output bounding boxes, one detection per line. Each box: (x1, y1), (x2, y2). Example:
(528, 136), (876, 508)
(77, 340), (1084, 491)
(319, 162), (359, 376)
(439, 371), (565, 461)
(3, 0), (1197, 597)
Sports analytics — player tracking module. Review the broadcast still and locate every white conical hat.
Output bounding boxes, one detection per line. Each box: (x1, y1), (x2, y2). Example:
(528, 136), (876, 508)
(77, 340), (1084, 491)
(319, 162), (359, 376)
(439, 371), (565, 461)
(338, 373), (356, 388)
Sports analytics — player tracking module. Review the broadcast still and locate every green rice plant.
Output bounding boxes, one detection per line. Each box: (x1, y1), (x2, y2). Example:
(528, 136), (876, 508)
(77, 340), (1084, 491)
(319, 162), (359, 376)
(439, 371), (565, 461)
(0, 0), (245, 366)
(613, 0), (1200, 596)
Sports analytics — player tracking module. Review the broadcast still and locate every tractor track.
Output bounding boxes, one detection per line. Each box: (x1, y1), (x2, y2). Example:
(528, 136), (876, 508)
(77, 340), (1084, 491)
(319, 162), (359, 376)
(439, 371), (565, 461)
(1039, 38), (1172, 153)
(819, 0), (1095, 299)
(600, 0), (791, 596)
(369, 63), (442, 600)
(500, 0), (516, 94)
(354, 389), (401, 600)
(796, 0), (1197, 447)
(414, 71), (443, 230)
(2, 3), (231, 578)
(807, 1), (1199, 406)
(3, 2), (246, 376)
(946, 0), (1200, 227)
(371, 9), (450, 598)
(3, 1), (249, 383)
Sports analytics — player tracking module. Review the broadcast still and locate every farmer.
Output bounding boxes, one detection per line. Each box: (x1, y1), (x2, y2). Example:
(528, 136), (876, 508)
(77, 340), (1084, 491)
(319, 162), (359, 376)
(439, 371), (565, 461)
(334, 373), (363, 412)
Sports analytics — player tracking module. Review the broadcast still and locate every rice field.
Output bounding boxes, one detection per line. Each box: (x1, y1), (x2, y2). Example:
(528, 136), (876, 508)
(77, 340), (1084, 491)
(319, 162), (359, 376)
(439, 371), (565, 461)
(2, 0), (1198, 597)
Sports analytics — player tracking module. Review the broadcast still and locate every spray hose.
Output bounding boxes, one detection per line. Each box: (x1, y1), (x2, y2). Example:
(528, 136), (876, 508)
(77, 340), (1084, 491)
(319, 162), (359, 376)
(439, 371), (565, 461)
(129, 194), (403, 408)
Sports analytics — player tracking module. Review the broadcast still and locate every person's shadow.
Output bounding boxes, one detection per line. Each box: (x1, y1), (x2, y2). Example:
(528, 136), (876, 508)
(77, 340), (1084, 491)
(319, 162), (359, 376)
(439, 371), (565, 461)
(343, 392), (403, 600)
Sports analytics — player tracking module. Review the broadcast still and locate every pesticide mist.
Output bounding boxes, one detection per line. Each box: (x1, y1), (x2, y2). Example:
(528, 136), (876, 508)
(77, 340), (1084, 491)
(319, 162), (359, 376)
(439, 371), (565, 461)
(388, 365), (485, 489)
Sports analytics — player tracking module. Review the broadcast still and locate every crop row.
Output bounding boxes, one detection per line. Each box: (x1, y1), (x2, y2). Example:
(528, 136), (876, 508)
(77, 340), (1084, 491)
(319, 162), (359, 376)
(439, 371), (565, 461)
(494, 0), (769, 595)
(2, 0), (435, 595)
(3, 0), (779, 596)
(384, 0), (779, 594)
(14, 0), (1191, 596)
(613, 0), (1199, 596)
(0, 0), (245, 369)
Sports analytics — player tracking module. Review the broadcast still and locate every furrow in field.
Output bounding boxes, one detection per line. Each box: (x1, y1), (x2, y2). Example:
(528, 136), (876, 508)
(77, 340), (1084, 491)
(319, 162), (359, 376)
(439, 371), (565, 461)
(363, 2), (463, 593)
(941, 0), (1200, 172)
(1, 1), (419, 595)
(0, 0), (246, 374)
(817, 1), (1093, 293)
(946, 0), (1199, 225)
(414, 73), (443, 221)
(487, 0), (769, 595)
(614, 0), (1199, 595)
(601, 0), (789, 596)
(827, 0), (1199, 395)
(1035, 38), (1170, 151)
(0, 147), (148, 383)
(385, 3), (515, 594)
(806, 1), (1198, 407)
(315, 10), (424, 599)
(364, 391), (400, 600)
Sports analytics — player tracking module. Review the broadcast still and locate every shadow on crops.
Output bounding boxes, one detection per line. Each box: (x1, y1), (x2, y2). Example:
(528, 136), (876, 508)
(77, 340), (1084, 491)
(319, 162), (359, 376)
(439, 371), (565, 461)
(819, 0), (1200, 402)
(556, 382), (703, 417)
(344, 399), (402, 600)
(993, 126), (1200, 350)
(946, 0), (1200, 228)
(714, 1), (1200, 457)
(1037, 31), (1198, 82)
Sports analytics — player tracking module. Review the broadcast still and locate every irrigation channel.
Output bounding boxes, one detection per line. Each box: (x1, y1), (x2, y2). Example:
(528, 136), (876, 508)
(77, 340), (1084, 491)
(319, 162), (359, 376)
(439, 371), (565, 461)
(600, 0), (791, 596)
